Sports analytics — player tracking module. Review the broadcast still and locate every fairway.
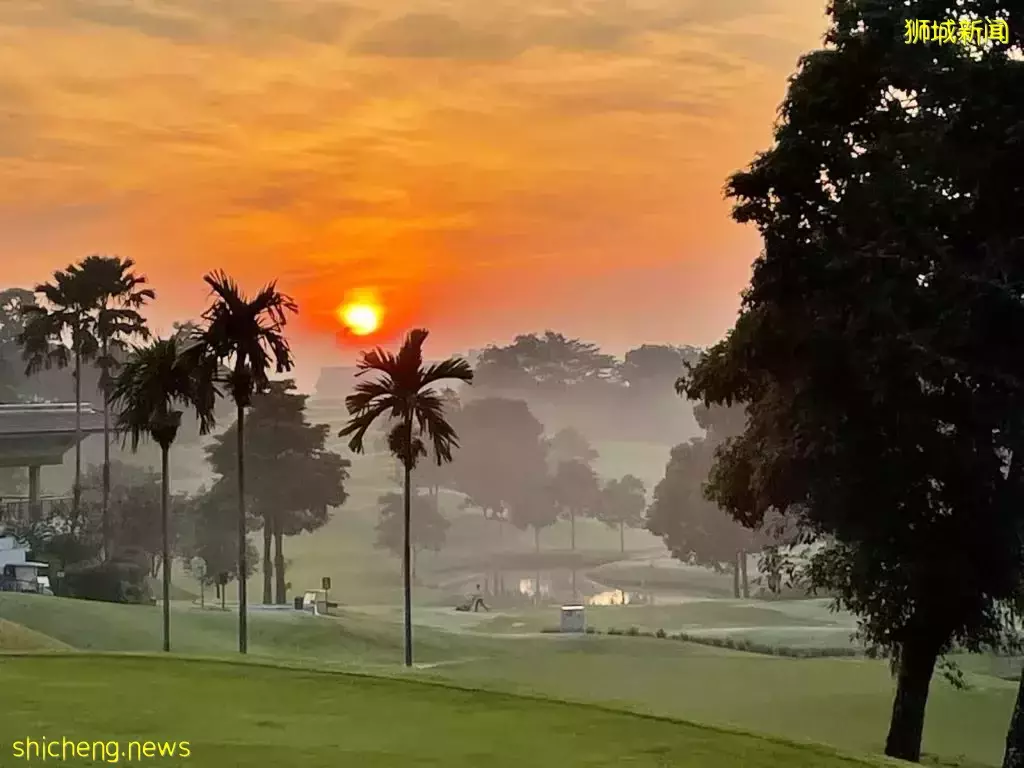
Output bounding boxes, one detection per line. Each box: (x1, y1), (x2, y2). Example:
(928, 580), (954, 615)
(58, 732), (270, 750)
(1, 655), (886, 768)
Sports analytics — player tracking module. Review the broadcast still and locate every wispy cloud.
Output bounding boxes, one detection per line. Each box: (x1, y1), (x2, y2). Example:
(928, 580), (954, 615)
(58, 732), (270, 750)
(0, 0), (827, 352)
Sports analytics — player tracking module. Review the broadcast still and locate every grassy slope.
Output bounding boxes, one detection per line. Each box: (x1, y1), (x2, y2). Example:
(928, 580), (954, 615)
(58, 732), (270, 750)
(2, 654), (886, 768)
(1, 592), (1013, 766)
(429, 636), (1015, 768)
(0, 593), (483, 665)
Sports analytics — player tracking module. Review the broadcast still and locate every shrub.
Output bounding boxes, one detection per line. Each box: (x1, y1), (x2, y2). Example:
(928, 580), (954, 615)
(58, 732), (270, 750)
(626, 626), (640, 637)
(60, 559), (153, 605)
(655, 628), (667, 639)
(607, 627), (623, 636)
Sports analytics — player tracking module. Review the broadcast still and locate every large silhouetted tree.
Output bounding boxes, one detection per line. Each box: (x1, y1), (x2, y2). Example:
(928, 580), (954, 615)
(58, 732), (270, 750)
(681, 1), (1024, 762)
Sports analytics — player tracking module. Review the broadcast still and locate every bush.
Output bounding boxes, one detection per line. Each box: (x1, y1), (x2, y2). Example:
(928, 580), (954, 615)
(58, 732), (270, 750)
(671, 631), (860, 658)
(607, 627), (623, 636)
(626, 626), (640, 637)
(59, 559), (154, 605)
(585, 626), (598, 634)
(655, 628), (667, 639)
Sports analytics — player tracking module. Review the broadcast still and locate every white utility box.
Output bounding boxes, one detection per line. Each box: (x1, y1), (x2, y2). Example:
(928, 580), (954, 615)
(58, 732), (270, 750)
(560, 604), (586, 633)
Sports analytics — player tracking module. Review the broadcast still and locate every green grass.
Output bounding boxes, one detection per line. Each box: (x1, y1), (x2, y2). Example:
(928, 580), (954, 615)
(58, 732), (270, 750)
(428, 636), (1016, 767)
(1, 654), (888, 768)
(0, 592), (1015, 766)
(0, 593), (483, 665)
(0, 618), (70, 651)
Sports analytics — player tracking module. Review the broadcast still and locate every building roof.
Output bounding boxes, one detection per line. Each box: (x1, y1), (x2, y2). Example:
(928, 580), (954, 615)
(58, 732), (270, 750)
(0, 404), (105, 467)
(0, 403), (105, 436)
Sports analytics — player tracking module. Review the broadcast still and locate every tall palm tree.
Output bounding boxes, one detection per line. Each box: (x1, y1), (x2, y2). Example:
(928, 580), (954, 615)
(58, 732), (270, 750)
(339, 329), (472, 667)
(110, 336), (218, 651)
(195, 270), (297, 654)
(77, 255), (155, 559)
(17, 267), (99, 519)
(110, 336), (218, 652)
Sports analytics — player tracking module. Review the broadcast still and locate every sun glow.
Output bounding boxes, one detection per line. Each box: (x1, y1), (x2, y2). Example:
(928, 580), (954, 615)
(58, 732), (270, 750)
(338, 301), (381, 336)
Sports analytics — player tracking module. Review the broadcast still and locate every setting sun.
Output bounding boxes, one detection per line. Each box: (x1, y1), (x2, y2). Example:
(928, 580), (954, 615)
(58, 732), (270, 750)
(338, 302), (381, 336)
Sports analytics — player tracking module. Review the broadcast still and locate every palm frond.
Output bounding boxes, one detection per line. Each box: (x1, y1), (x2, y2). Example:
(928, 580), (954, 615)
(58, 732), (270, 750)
(110, 336), (220, 450)
(419, 357), (474, 391)
(338, 401), (393, 453)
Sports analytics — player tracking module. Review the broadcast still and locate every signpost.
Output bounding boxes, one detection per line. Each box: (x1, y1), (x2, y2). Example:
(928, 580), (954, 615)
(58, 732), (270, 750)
(321, 576), (331, 614)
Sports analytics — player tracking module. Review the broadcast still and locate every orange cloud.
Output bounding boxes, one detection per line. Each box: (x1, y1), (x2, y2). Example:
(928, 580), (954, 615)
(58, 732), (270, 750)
(0, 0), (828, 380)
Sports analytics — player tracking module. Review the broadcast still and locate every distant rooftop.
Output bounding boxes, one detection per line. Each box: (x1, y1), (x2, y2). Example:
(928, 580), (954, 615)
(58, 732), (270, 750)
(0, 403), (105, 436)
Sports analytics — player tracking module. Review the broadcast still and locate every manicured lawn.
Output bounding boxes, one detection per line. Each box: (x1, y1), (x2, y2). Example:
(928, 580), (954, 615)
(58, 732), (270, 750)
(0, 593), (484, 664)
(430, 635), (1016, 767)
(1, 655), (885, 768)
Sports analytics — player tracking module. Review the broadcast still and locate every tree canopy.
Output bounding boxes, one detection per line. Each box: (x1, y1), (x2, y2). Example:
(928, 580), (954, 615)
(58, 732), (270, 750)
(448, 397), (549, 522)
(375, 491), (450, 563)
(206, 379), (349, 545)
(474, 331), (617, 393)
(681, 1), (1024, 761)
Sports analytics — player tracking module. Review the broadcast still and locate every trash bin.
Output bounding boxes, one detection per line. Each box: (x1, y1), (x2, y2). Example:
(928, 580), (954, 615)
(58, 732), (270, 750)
(293, 596), (304, 610)
(560, 604), (585, 633)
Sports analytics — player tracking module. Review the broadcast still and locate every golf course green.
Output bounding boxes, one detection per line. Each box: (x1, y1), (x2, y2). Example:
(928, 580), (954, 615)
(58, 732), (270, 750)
(2, 654), (889, 768)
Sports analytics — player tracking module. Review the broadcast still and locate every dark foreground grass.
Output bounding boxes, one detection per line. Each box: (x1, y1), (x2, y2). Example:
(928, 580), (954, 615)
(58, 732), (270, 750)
(0, 654), (885, 768)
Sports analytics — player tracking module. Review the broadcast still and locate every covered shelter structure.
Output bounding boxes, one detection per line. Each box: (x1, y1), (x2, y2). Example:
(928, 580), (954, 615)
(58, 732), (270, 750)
(0, 403), (104, 521)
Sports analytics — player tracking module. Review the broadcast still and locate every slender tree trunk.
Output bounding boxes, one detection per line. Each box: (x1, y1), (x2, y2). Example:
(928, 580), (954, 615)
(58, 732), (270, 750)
(402, 414), (413, 667)
(732, 555), (740, 599)
(274, 525), (286, 605)
(619, 521), (625, 553)
(262, 511), (272, 605)
(570, 509), (576, 550)
(1002, 664), (1024, 768)
(884, 638), (942, 761)
(161, 444), (171, 653)
(101, 340), (111, 560)
(236, 402), (247, 654)
(73, 344), (82, 521)
(740, 549), (749, 598)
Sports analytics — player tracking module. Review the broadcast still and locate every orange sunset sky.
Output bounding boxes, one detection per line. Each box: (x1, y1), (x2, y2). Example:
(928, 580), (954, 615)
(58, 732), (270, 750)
(0, 0), (829, 388)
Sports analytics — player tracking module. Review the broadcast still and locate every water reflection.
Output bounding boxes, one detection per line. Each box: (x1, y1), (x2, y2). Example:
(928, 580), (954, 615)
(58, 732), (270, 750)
(587, 589), (634, 606)
(515, 574), (650, 606)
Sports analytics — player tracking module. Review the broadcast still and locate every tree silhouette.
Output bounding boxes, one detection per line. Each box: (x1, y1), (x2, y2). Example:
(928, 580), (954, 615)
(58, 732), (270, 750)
(597, 475), (646, 553)
(193, 270), (297, 654)
(550, 459), (599, 551)
(683, 1), (1024, 760)
(339, 328), (472, 667)
(109, 336), (218, 651)
(77, 255), (154, 559)
(17, 267), (99, 519)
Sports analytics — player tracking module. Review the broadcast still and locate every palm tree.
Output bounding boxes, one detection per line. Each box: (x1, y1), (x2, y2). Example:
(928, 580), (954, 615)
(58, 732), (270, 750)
(17, 267), (99, 519)
(195, 270), (297, 654)
(110, 336), (218, 652)
(339, 329), (472, 667)
(77, 255), (155, 559)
